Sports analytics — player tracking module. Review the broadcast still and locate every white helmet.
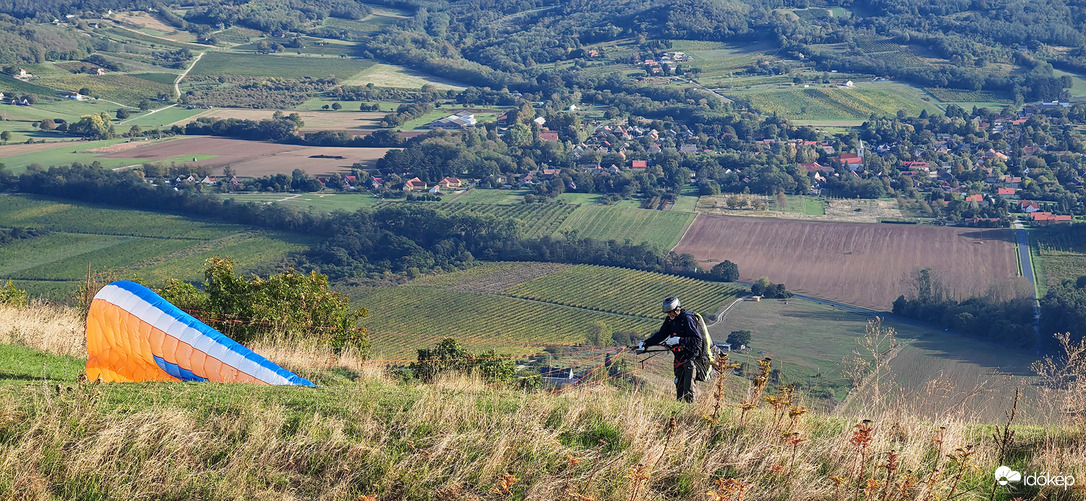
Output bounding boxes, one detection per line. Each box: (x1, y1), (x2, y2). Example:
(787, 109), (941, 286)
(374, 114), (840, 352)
(662, 296), (681, 313)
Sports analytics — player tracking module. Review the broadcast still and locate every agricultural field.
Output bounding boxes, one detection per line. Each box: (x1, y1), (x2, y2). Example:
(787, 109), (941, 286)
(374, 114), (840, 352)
(355, 263), (738, 358)
(768, 194), (826, 215)
(556, 204), (695, 250)
(723, 82), (941, 125)
(1029, 226), (1086, 289)
(501, 264), (739, 318)
(353, 285), (659, 358)
(437, 203), (577, 238)
(672, 215), (1023, 310)
(1053, 69), (1086, 99)
(341, 64), (467, 90)
(121, 106), (206, 128)
(187, 109), (384, 130)
(923, 87), (1009, 107)
(715, 297), (1038, 419)
(186, 52), (373, 79)
(0, 138), (203, 173)
(221, 192), (384, 212)
(92, 137), (393, 175)
(0, 194), (311, 300)
(25, 70), (172, 107)
(668, 40), (782, 88)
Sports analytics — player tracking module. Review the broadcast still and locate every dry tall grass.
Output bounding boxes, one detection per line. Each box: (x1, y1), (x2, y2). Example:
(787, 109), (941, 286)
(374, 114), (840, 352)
(1, 305), (1083, 500)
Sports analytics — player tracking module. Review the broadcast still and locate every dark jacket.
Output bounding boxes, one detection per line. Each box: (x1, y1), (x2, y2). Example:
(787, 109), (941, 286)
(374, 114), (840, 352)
(645, 310), (702, 362)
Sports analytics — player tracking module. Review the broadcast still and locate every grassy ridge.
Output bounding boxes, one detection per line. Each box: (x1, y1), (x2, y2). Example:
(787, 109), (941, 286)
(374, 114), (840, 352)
(0, 303), (1075, 500)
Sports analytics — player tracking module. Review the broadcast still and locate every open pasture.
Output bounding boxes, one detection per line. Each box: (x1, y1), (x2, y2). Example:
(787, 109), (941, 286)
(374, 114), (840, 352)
(673, 215), (1023, 310)
(188, 109), (384, 130)
(94, 137), (393, 175)
(187, 52), (373, 79)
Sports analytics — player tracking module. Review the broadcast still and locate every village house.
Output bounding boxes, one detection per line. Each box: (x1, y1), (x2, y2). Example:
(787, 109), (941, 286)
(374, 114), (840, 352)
(996, 187), (1018, 199)
(403, 177), (427, 191)
(437, 176), (461, 189)
(1031, 212), (1073, 224)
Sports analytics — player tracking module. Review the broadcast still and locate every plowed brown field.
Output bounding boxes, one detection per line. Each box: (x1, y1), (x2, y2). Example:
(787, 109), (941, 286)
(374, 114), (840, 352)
(96, 137), (392, 176)
(673, 215), (1023, 310)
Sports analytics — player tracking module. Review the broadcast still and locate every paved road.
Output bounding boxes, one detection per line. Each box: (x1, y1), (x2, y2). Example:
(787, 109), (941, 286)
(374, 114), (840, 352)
(1013, 222), (1043, 354)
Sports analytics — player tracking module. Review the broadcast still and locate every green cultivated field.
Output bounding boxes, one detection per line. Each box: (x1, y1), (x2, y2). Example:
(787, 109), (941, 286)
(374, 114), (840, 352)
(355, 263), (739, 357)
(557, 205), (695, 249)
(769, 194), (826, 215)
(669, 40), (781, 87)
(0, 195), (311, 299)
(725, 82), (941, 125)
(187, 52), (374, 79)
(502, 264), (739, 318)
(0, 139), (215, 173)
(1030, 225), (1086, 288)
(437, 203), (577, 238)
(355, 285), (659, 357)
(221, 192), (385, 212)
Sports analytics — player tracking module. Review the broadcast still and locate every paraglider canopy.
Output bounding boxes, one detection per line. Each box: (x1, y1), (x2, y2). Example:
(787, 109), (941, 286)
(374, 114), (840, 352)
(86, 280), (313, 386)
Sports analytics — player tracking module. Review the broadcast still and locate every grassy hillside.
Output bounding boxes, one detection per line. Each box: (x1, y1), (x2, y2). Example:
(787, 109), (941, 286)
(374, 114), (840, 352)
(0, 302), (1080, 500)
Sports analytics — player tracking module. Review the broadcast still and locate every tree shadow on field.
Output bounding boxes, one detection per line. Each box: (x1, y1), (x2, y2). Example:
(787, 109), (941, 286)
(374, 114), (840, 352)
(958, 228), (1016, 243)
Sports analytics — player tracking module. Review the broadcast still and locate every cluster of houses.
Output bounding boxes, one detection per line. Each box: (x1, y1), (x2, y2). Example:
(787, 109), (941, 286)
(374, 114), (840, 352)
(384, 175), (463, 194)
(633, 51), (691, 75)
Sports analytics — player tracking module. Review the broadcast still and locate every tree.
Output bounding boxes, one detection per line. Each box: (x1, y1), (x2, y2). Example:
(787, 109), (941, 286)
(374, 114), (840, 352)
(69, 113), (114, 139)
(116, 108), (130, 119)
(710, 260), (739, 281)
(585, 320), (612, 346)
(158, 257), (368, 354)
(39, 119), (56, 131)
(138, 99), (151, 111)
(0, 131), (9, 143)
(331, 102), (342, 111)
(78, 87), (91, 97)
(726, 330), (751, 348)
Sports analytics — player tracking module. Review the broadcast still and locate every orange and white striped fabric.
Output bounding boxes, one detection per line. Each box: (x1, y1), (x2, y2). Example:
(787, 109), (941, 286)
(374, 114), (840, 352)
(86, 280), (313, 386)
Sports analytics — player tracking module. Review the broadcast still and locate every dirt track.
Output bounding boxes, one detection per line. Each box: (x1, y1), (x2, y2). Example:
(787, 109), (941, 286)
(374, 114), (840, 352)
(673, 215), (1023, 310)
